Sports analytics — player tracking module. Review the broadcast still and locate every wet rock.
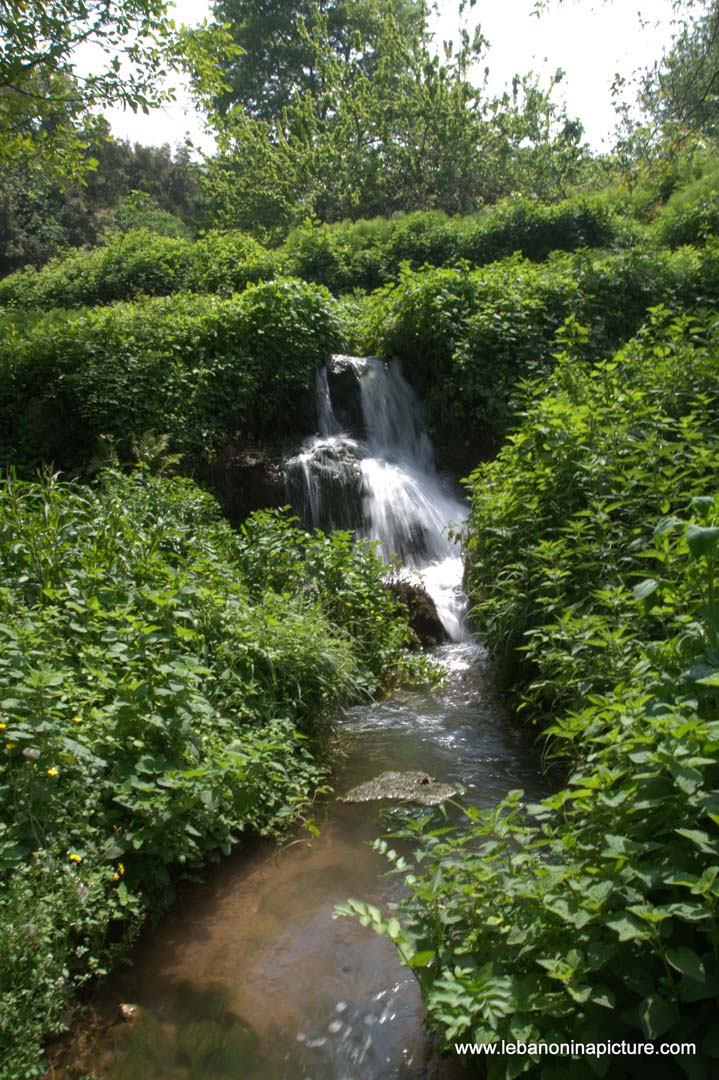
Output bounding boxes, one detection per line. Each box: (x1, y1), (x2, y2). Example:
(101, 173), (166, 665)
(386, 578), (447, 648)
(206, 443), (285, 526)
(340, 770), (461, 805)
(326, 354), (366, 437)
(285, 437), (365, 533)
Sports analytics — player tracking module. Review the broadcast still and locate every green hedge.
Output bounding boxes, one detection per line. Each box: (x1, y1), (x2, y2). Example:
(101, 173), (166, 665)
(350, 242), (719, 454)
(0, 196), (634, 311)
(652, 165), (719, 249)
(283, 194), (636, 293)
(348, 309), (719, 1077)
(0, 229), (279, 310)
(0, 279), (341, 474)
(0, 469), (418, 1079)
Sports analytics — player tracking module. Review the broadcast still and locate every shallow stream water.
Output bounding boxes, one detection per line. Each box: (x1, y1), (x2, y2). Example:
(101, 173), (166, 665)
(67, 643), (546, 1079)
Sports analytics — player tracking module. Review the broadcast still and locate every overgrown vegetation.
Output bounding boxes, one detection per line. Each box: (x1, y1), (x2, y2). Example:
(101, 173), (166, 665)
(349, 240), (719, 457)
(0, 279), (339, 474)
(338, 309), (719, 1076)
(4, 0), (719, 1074)
(0, 470), (418, 1078)
(0, 194), (631, 311)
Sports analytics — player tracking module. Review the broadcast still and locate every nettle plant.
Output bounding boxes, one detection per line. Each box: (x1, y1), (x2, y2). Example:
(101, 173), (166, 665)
(338, 503), (719, 1079)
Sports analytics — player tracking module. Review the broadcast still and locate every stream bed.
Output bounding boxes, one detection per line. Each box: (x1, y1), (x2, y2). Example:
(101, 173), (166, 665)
(62, 643), (546, 1079)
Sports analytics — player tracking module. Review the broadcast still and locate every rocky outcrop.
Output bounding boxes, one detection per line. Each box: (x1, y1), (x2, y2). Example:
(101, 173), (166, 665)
(206, 443), (285, 527)
(386, 578), (447, 648)
(285, 437), (365, 533)
(340, 770), (461, 804)
(325, 355), (366, 438)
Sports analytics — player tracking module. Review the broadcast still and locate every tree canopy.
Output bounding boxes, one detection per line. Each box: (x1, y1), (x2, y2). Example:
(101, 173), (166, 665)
(198, 1), (587, 238)
(0, 0), (236, 178)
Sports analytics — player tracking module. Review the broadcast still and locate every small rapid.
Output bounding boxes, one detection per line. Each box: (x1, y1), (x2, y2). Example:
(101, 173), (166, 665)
(286, 356), (468, 639)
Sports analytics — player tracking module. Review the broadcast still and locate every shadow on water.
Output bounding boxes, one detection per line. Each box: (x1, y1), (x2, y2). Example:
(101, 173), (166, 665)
(63, 643), (547, 1080)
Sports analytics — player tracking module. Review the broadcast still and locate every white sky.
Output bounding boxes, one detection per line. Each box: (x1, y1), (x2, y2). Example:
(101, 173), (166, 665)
(96, 0), (679, 153)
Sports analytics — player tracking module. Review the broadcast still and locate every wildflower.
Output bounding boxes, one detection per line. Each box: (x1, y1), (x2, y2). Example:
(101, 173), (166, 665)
(118, 862), (125, 876)
(68, 853), (82, 862)
(5, 743), (15, 751)
(112, 873), (120, 881)
(72, 716), (82, 724)
(47, 768), (59, 777)
(0, 722), (6, 730)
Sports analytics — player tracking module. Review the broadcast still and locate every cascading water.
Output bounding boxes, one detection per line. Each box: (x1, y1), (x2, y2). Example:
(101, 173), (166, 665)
(286, 356), (468, 640)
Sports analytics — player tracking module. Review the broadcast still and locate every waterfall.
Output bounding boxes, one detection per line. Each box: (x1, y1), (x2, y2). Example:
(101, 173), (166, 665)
(286, 355), (467, 641)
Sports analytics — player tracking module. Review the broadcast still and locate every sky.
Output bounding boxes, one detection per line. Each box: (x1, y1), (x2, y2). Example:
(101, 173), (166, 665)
(95, 0), (679, 154)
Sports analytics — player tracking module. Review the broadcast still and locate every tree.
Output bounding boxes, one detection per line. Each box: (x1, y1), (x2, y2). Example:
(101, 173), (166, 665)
(638, 0), (719, 140)
(198, 4), (587, 237)
(207, 0), (428, 121)
(0, 0), (234, 178)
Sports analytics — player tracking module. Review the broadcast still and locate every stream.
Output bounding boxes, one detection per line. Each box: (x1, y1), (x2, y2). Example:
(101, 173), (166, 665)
(58, 358), (547, 1079)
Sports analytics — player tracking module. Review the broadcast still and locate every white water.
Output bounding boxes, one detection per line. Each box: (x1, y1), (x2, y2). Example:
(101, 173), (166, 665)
(286, 356), (468, 640)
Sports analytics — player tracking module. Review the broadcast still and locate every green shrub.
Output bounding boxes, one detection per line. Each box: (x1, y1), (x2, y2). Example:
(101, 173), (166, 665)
(463, 307), (719, 717)
(0, 279), (341, 473)
(0, 468), (416, 1078)
(282, 195), (635, 293)
(353, 244), (716, 452)
(653, 164), (719, 248)
(0, 229), (279, 310)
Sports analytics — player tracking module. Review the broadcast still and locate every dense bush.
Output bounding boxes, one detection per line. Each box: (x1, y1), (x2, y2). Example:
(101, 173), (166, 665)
(283, 194), (635, 293)
(652, 165), (719, 249)
(0, 195), (633, 310)
(351, 243), (718, 452)
(0, 229), (279, 310)
(0, 469), (418, 1078)
(339, 309), (719, 1077)
(463, 307), (719, 717)
(0, 279), (340, 473)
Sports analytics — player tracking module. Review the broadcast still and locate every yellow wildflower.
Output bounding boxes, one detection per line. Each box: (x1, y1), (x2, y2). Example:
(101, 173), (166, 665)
(118, 862), (125, 876)
(68, 853), (82, 862)
(0, 722), (6, 730)
(5, 743), (15, 750)
(47, 768), (59, 777)
(112, 873), (120, 882)
(72, 716), (82, 724)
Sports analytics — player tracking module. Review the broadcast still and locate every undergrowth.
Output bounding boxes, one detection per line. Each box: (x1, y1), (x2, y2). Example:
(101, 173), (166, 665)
(0, 469), (420, 1078)
(336, 309), (719, 1078)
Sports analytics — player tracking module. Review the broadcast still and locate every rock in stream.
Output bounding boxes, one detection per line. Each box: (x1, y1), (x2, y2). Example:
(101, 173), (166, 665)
(340, 770), (461, 805)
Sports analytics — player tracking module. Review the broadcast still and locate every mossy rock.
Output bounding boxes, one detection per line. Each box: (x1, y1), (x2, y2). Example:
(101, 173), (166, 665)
(340, 770), (460, 804)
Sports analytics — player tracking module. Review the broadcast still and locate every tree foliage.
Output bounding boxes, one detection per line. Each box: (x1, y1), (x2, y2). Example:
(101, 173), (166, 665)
(208, 0), (428, 121)
(0, 0), (235, 179)
(198, 3), (587, 238)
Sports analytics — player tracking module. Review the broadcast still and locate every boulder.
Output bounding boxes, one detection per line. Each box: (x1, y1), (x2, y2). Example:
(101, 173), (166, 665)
(386, 578), (447, 648)
(206, 443), (285, 526)
(285, 437), (365, 533)
(325, 355), (366, 438)
(340, 770), (461, 804)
